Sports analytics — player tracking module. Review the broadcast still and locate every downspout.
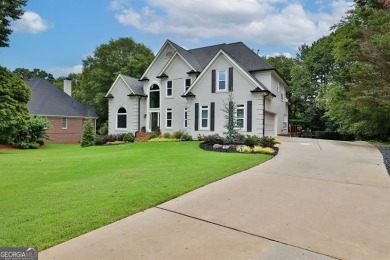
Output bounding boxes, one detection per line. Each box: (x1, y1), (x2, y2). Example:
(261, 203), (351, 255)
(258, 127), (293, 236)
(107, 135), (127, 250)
(138, 96), (142, 131)
(263, 92), (270, 137)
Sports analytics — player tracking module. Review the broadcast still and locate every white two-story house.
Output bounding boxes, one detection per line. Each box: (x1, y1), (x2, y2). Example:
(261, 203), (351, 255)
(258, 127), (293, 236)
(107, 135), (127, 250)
(105, 40), (288, 138)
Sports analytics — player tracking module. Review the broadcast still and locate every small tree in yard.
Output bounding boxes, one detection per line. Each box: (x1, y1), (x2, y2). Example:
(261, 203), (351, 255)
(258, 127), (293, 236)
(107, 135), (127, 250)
(222, 93), (239, 144)
(81, 118), (95, 147)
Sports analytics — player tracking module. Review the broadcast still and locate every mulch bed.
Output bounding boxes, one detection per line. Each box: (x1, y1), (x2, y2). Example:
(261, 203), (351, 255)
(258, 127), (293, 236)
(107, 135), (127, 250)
(199, 142), (279, 155)
(377, 146), (390, 176)
(0, 144), (16, 150)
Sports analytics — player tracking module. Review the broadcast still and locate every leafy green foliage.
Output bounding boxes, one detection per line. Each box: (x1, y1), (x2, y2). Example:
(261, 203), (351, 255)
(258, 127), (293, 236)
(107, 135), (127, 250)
(323, 2), (390, 140)
(0, 0), (27, 47)
(75, 38), (154, 127)
(0, 66), (31, 143)
(122, 133), (134, 143)
(81, 118), (95, 147)
(13, 116), (49, 149)
(13, 68), (55, 82)
(202, 134), (223, 145)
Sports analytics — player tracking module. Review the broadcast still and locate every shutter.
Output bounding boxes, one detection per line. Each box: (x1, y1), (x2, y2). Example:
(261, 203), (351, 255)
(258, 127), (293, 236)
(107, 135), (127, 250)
(211, 69), (216, 93)
(247, 101), (252, 132)
(210, 102), (215, 131)
(228, 67), (233, 92)
(195, 103), (199, 131)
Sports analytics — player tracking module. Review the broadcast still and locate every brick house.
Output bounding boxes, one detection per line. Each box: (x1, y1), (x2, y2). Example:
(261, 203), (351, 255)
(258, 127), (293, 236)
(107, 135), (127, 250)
(26, 78), (97, 143)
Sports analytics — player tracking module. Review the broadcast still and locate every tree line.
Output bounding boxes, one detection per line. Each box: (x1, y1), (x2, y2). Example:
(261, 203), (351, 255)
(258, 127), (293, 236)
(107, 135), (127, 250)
(265, 0), (389, 140)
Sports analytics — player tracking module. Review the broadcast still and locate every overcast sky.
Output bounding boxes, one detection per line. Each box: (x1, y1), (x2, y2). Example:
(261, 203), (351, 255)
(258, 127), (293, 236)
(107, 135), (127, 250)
(0, 0), (353, 77)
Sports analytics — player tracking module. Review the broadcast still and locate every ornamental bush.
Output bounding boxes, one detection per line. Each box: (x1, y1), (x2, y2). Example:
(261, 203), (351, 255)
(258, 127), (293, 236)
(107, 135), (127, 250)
(122, 133), (134, 143)
(81, 118), (95, 147)
(13, 116), (50, 149)
(258, 136), (276, 148)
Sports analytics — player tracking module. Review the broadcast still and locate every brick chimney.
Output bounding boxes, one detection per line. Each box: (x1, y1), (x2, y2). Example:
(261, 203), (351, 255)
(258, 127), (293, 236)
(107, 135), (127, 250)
(64, 78), (72, 96)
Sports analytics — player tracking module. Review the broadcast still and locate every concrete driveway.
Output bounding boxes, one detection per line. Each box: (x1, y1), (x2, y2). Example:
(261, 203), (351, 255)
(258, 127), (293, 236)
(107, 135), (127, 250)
(40, 138), (390, 260)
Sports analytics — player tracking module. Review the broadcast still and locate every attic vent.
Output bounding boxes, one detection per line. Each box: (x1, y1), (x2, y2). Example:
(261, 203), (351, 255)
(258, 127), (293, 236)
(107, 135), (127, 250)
(165, 51), (173, 58)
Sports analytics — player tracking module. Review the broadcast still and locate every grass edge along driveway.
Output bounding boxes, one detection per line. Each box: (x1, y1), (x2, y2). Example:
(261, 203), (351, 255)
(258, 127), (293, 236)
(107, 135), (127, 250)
(0, 142), (272, 250)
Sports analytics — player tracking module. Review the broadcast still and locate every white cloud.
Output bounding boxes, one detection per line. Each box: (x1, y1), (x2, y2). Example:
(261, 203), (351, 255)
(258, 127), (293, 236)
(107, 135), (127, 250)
(47, 65), (83, 78)
(111, 0), (353, 49)
(12, 11), (50, 34)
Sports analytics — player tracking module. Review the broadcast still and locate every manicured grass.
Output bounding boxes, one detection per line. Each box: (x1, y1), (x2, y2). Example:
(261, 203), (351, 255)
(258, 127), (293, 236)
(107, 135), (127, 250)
(0, 142), (272, 250)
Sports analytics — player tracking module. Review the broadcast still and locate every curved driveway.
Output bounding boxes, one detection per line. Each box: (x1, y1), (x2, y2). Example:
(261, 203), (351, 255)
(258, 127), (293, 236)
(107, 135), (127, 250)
(41, 137), (390, 259)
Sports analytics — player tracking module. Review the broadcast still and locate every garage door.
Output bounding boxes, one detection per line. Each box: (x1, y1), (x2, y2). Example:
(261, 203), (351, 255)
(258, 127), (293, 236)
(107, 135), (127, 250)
(264, 111), (276, 136)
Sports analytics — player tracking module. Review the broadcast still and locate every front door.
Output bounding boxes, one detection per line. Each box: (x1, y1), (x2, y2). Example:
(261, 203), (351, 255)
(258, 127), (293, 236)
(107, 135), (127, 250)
(150, 112), (160, 132)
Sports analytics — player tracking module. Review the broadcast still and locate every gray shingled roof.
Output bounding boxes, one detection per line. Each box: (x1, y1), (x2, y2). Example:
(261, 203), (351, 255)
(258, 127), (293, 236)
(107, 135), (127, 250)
(120, 74), (146, 96)
(166, 41), (277, 92)
(168, 41), (274, 73)
(26, 78), (97, 118)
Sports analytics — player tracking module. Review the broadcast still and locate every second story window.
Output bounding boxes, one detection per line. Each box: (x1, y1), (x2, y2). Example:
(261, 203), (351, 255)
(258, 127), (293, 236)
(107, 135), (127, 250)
(166, 80), (173, 97)
(217, 70), (227, 91)
(185, 78), (191, 92)
(149, 84), (160, 108)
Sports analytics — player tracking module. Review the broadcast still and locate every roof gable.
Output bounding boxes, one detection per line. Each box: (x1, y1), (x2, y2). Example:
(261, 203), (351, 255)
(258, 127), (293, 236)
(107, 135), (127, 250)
(26, 78), (97, 118)
(106, 74), (146, 97)
(157, 51), (195, 77)
(184, 49), (270, 95)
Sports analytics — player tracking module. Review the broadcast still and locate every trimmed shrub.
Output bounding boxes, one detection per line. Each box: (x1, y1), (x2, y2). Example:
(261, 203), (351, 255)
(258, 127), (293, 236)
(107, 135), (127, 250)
(203, 134), (223, 145)
(95, 135), (110, 145)
(237, 134), (246, 144)
(163, 133), (172, 139)
(259, 136), (275, 148)
(197, 134), (204, 141)
(173, 131), (183, 139)
(181, 132), (192, 141)
(122, 133), (134, 143)
(244, 135), (261, 147)
(274, 138), (281, 144)
(252, 146), (275, 154)
(149, 133), (158, 140)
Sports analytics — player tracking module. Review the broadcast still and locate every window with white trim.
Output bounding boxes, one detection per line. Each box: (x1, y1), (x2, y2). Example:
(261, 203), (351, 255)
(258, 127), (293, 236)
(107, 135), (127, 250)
(166, 80), (173, 97)
(149, 84), (160, 108)
(217, 70), (227, 91)
(184, 107), (188, 128)
(184, 78), (191, 92)
(200, 105), (209, 129)
(281, 92), (284, 101)
(166, 108), (173, 128)
(61, 118), (67, 129)
(277, 81), (280, 93)
(117, 107), (127, 129)
(236, 104), (245, 129)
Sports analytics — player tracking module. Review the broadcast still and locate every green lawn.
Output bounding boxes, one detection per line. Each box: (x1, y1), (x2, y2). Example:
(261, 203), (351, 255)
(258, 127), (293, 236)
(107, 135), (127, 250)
(0, 142), (272, 250)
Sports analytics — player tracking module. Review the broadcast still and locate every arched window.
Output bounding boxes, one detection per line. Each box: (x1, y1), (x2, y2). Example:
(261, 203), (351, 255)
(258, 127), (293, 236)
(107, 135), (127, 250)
(117, 107), (127, 129)
(149, 84), (160, 108)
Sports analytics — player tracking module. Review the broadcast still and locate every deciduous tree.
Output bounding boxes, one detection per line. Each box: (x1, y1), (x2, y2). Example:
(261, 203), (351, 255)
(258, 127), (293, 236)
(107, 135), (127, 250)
(0, 0), (27, 47)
